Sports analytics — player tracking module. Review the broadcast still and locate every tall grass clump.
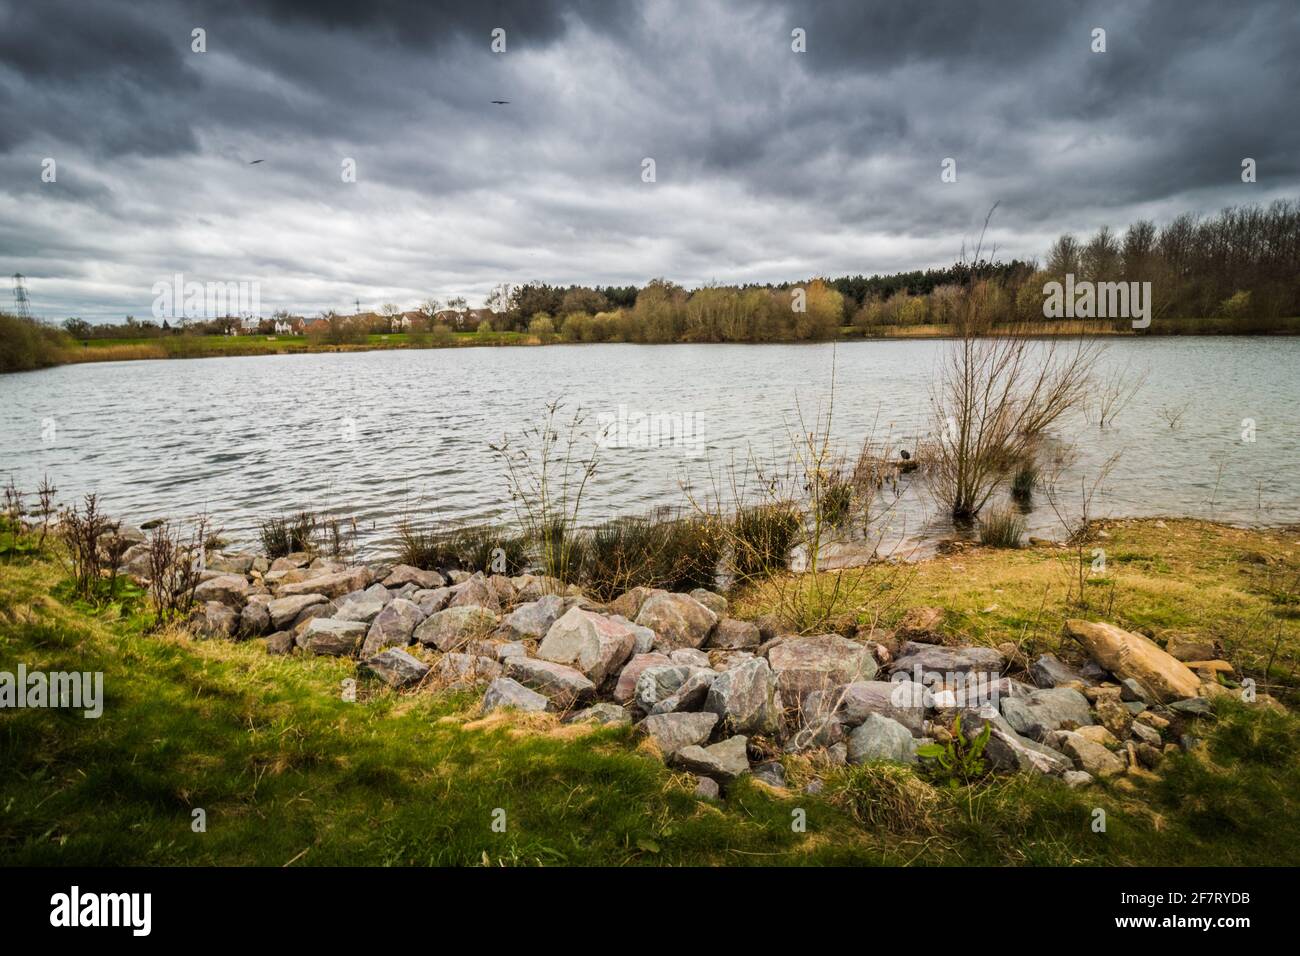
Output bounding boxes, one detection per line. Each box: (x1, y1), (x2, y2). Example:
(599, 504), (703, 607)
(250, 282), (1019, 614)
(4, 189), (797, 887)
(397, 520), (529, 575)
(730, 503), (801, 578)
(1010, 459), (1039, 503)
(577, 509), (721, 601)
(491, 400), (602, 585)
(977, 507), (1025, 548)
(258, 511), (317, 558)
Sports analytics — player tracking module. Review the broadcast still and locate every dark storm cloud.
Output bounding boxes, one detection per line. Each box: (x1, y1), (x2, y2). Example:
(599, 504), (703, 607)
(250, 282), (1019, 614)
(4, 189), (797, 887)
(1, 0), (1296, 320)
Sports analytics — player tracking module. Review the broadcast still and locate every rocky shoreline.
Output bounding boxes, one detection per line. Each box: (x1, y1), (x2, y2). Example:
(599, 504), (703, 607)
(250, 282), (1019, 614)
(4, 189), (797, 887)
(123, 541), (1282, 797)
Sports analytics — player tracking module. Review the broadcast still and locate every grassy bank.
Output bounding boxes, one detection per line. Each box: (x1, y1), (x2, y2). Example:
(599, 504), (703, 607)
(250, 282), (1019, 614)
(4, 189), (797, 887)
(2, 518), (1298, 866)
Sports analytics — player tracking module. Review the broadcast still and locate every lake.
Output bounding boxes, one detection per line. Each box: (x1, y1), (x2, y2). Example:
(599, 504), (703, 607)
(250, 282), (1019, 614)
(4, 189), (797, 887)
(2, 337), (1296, 557)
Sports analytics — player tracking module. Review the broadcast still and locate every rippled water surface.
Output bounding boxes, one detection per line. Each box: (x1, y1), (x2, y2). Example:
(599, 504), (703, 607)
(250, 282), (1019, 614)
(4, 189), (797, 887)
(2, 338), (1296, 555)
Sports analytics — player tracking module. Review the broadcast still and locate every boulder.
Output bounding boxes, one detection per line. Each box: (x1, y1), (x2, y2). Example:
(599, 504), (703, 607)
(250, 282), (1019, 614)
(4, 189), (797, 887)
(481, 677), (549, 714)
(299, 618), (367, 657)
(361, 598), (426, 657)
(709, 618), (761, 650)
(431, 653), (502, 688)
(267, 593), (328, 629)
(839, 679), (928, 735)
(610, 586), (661, 620)
(847, 714), (918, 765)
(675, 735), (750, 781)
(537, 607), (637, 684)
(634, 664), (703, 712)
(359, 648), (430, 688)
(694, 776), (721, 799)
(208, 552), (256, 575)
(999, 687), (1093, 741)
(613, 653), (671, 703)
(703, 657), (783, 736)
(191, 601), (238, 638)
(500, 595), (568, 641)
(962, 708), (1073, 775)
(383, 565), (445, 590)
(412, 587), (453, 616)
(638, 712), (718, 755)
(333, 592), (388, 624)
(669, 648), (710, 668)
(1064, 620), (1201, 703)
(193, 574), (251, 608)
(239, 601), (271, 637)
(889, 642), (1005, 680)
(649, 668), (717, 715)
(448, 574), (501, 613)
(503, 657), (595, 707)
(265, 630), (295, 655)
(635, 592), (718, 650)
(278, 567), (369, 599)
(414, 606), (499, 651)
(1029, 652), (1090, 688)
(689, 588), (728, 617)
(768, 634), (878, 707)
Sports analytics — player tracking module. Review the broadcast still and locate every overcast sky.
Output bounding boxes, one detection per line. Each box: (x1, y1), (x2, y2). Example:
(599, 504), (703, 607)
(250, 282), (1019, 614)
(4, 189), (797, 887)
(2, 0), (1297, 322)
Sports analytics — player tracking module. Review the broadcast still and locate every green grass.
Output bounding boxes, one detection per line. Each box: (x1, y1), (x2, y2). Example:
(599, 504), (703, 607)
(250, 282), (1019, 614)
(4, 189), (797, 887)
(3, 526), (1300, 866)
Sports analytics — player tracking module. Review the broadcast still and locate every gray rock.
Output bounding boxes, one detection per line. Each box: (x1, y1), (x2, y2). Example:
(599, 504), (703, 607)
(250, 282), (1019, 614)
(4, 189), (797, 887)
(768, 634), (878, 707)
(481, 677), (549, 714)
(1119, 677), (1152, 703)
(693, 775), (721, 799)
(267, 593), (328, 630)
(1130, 721), (1162, 747)
(361, 598), (426, 657)
(846, 714), (918, 765)
(494, 641), (529, 661)
(501, 595), (568, 641)
(999, 687), (1094, 741)
(634, 664), (701, 712)
(610, 615), (655, 655)
(635, 592), (718, 650)
(411, 587), (452, 616)
(704, 657), (783, 736)
(414, 606), (499, 651)
(383, 565), (445, 590)
(839, 679), (928, 735)
(448, 574), (501, 613)
(191, 600), (238, 638)
(639, 712), (718, 755)
(1062, 770), (1094, 788)
(1170, 697), (1212, 716)
(675, 735), (750, 781)
(431, 652), (501, 687)
(193, 574), (251, 608)
(649, 668), (717, 715)
(359, 648), (430, 688)
(503, 657), (596, 707)
(752, 760), (787, 788)
(689, 588), (728, 617)
(208, 552), (256, 575)
(1049, 729), (1126, 777)
(890, 642), (1005, 680)
(277, 567), (370, 599)
(669, 648), (711, 668)
(239, 601), (271, 637)
(963, 708), (1073, 775)
(613, 653), (672, 704)
(565, 703), (633, 726)
(265, 630), (294, 655)
(299, 618), (367, 657)
(538, 606), (637, 684)
(709, 618), (761, 649)
(1030, 652), (1089, 688)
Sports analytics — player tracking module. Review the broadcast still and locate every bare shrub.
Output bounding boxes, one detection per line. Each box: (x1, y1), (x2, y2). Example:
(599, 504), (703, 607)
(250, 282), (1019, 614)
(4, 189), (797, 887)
(145, 515), (209, 629)
(58, 494), (119, 601)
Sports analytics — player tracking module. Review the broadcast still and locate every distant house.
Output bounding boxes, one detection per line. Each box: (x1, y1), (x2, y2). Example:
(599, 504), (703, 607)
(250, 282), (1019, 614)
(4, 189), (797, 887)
(304, 318), (331, 335)
(434, 307), (491, 331)
(273, 318), (303, 335)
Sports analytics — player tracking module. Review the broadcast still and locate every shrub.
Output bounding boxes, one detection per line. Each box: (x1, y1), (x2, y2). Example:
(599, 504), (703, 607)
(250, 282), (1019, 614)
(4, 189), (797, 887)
(0, 312), (70, 373)
(58, 494), (119, 601)
(145, 516), (208, 629)
(259, 512), (317, 558)
(978, 507), (1025, 548)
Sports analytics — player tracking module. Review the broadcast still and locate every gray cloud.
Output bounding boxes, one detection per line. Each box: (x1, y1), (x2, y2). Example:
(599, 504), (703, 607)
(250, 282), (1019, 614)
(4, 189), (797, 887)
(1, 0), (1296, 321)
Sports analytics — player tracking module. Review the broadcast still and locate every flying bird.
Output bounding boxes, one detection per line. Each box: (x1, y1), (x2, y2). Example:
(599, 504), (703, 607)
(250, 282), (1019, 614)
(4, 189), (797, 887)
(248, 159), (265, 164)
(490, 100), (509, 105)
